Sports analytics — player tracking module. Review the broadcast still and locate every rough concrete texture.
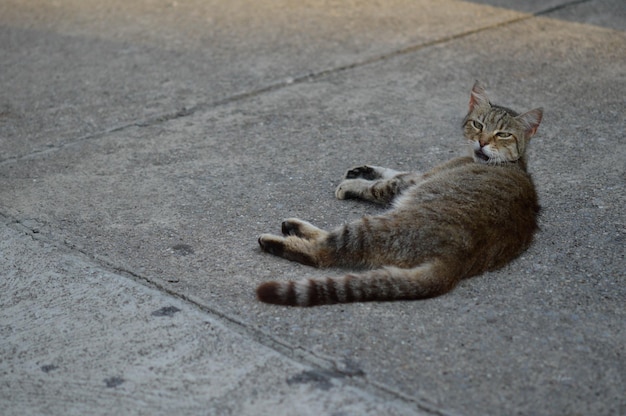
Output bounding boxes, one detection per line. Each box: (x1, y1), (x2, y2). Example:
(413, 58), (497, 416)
(1, 1), (624, 415)
(0, 223), (424, 416)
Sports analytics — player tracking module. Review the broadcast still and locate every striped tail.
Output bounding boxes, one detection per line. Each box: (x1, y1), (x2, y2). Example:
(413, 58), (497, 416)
(256, 261), (459, 307)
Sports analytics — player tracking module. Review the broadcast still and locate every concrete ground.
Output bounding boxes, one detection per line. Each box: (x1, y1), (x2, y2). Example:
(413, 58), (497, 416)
(1, 0), (624, 415)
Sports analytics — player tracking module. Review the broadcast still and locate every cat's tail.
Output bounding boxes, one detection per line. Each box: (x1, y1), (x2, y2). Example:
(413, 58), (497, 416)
(256, 260), (460, 307)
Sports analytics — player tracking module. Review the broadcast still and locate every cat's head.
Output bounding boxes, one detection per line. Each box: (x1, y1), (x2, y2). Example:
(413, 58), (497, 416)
(463, 82), (543, 166)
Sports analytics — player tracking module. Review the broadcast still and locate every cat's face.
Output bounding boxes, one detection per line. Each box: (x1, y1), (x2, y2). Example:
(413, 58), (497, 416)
(463, 82), (543, 165)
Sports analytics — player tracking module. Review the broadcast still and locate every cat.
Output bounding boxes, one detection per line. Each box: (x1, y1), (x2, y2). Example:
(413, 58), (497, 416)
(257, 81), (543, 306)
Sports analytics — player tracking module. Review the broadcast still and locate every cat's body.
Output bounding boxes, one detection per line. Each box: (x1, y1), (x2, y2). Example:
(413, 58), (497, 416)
(257, 82), (543, 306)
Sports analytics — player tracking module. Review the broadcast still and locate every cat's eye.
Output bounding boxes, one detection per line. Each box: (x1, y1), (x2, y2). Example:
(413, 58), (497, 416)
(495, 131), (512, 138)
(471, 120), (483, 131)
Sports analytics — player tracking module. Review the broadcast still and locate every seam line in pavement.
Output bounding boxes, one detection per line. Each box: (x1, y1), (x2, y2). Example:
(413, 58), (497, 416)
(0, 0), (590, 168)
(1, 211), (458, 416)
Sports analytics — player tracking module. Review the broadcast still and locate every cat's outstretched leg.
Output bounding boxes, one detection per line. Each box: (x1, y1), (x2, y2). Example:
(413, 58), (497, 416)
(335, 166), (421, 205)
(258, 219), (332, 267)
(280, 218), (326, 240)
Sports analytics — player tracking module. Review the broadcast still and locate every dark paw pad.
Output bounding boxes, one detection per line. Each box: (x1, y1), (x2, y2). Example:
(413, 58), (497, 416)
(345, 166), (378, 180)
(281, 220), (301, 236)
(341, 190), (360, 200)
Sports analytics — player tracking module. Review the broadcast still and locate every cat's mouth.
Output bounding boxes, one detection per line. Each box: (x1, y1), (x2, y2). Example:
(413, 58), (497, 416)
(474, 149), (490, 162)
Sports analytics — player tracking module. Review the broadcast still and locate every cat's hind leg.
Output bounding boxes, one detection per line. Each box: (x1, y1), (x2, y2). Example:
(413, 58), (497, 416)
(259, 219), (332, 267)
(258, 234), (318, 266)
(281, 218), (326, 240)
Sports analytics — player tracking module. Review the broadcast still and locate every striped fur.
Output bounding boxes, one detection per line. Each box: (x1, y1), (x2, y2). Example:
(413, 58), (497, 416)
(257, 82), (543, 306)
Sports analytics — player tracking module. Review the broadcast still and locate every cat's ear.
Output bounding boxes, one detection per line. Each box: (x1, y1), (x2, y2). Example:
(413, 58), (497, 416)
(469, 81), (490, 112)
(517, 108), (543, 137)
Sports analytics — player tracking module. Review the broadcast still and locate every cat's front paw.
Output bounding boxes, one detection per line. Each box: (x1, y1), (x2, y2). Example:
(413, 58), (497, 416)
(345, 165), (380, 180)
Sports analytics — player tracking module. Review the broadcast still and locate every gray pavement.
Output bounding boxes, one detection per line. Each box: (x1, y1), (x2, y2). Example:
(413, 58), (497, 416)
(0, 1), (624, 415)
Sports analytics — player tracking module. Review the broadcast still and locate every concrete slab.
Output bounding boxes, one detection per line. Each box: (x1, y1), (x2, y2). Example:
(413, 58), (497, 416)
(469, 0), (626, 30)
(546, 0), (626, 31)
(1, 0), (624, 415)
(0, 219), (428, 416)
(466, 0), (576, 14)
(0, 0), (526, 161)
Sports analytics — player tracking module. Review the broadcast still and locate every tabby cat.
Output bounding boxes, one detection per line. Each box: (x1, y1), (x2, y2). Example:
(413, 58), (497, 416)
(257, 82), (543, 306)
